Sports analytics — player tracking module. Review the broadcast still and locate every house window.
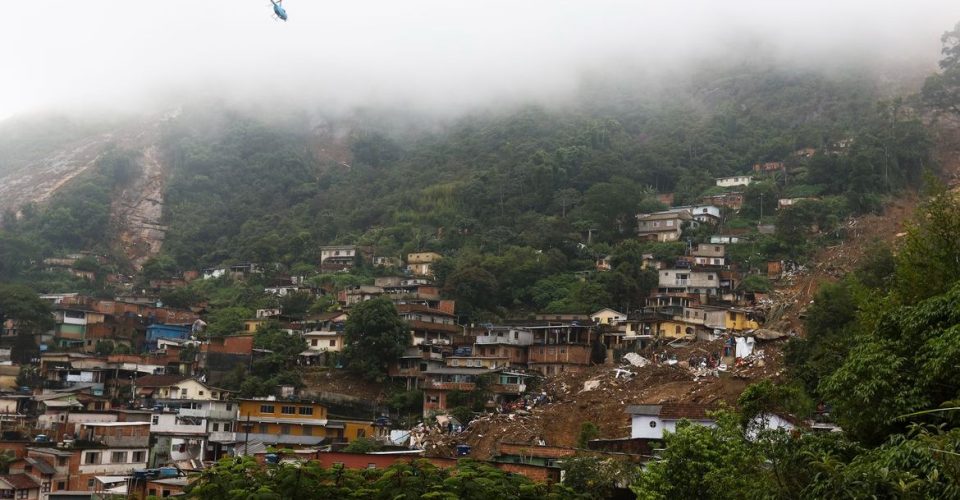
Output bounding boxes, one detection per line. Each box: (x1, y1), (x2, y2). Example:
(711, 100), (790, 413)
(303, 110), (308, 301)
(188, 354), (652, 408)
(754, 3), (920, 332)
(329, 339), (336, 347)
(356, 429), (366, 438)
(58, 457), (67, 466)
(132, 451), (146, 462)
(311, 339), (318, 346)
(708, 275), (714, 280)
(226, 404), (232, 411)
(88, 479), (95, 488)
(259, 423), (269, 433)
(298, 406), (314, 416)
(427, 395), (439, 404)
(199, 391), (204, 396)
(513, 331), (518, 339)
(112, 451), (127, 463)
(650, 421), (658, 428)
(212, 423), (219, 431)
(281, 406), (296, 415)
(223, 423), (231, 432)
(367, 463), (376, 469)
(40, 483), (49, 493)
(152, 416), (159, 425)
(84, 452), (100, 464)
(303, 426), (312, 436)
(260, 405), (275, 414)
(675, 326), (681, 334)
(180, 388), (188, 397)
(280, 425), (291, 435)
(56, 482), (65, 491)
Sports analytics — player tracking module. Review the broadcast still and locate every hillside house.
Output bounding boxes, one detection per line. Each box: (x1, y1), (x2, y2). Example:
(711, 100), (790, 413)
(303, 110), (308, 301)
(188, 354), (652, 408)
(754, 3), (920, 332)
(396, 304), (459, 346)
(672, 205), (721, 224)
(692, 244), (725, 267)
(626, 403), (716, 439)
(658, 269), (719, 296)
(406, 252), (443, 277)
(701, 192), (744, 211)
(0, 474), (40, 500)
(144, 324), (191, 352)
(473, 327), (533, 367)
(373, 256), (402, 268)
(715, 176), (752, 187)
(234, 398), (372, 447)
(636, 211), (694, 242)
(590, 308), (626, 325)
(320, 245), (358, 272)
(753, 161), (785, 174)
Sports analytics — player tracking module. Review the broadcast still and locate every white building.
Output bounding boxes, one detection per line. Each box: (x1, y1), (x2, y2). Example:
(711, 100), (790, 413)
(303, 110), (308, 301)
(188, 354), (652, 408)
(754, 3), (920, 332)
(626, 404), (717, 439)
(590, 308), (627, 325)
(716, 176), (753, 188)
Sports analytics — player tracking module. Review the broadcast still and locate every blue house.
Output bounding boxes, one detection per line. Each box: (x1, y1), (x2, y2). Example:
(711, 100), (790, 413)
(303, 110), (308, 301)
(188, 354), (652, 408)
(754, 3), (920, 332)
(145, 324), (192, 352)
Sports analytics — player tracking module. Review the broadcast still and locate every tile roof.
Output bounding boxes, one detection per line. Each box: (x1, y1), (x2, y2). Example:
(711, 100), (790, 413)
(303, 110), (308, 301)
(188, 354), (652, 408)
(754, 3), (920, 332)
(0, 474), (39, 490)
(133, 374), (189, 388)
(625, 403), (713, 420)
(23, 457), (57, 475)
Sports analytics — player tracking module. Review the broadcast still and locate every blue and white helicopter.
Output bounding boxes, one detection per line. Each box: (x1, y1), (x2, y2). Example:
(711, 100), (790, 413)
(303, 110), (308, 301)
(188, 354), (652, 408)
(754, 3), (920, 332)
(270, 0), (288, 21)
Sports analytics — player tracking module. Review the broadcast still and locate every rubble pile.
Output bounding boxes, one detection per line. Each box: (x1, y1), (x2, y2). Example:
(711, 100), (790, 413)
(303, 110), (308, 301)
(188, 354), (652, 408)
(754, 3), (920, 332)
(429, 337), (787, 460)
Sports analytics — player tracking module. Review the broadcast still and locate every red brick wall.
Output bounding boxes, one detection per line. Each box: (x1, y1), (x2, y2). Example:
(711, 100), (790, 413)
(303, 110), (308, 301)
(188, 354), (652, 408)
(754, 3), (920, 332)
(203, 335), (254, 355)
(527, 344), (591, 364)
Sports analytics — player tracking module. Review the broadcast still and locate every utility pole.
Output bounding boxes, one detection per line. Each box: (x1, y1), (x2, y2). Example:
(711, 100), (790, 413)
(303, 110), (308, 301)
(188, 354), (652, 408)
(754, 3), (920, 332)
(759, 193), (764, 225)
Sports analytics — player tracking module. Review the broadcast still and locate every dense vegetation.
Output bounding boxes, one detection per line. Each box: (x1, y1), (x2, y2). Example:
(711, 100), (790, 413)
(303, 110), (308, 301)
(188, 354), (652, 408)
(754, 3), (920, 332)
(187, 457), (579, 499)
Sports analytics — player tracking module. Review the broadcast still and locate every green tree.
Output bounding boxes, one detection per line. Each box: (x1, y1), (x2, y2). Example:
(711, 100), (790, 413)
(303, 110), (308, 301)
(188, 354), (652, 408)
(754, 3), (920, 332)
(204, 306), (253, 338)
(923, 21), (960, 114)
(576, 422), (600, 448)
(0, 284), (54, 363)
(894, 188), (960, 303)
(342, 298), (409, 381)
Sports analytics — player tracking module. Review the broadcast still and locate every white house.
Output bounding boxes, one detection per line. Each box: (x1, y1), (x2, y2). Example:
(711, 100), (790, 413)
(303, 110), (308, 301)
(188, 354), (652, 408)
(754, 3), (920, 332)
(626, 403), (717, 439)
(716, 176), (753, 188)
(671, 205), (721, 224)
(590, 308), (627, 325)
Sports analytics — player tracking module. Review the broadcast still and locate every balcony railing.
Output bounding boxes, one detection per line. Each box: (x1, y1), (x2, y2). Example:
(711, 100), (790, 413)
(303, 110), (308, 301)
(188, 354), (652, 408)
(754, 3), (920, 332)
(428, 382), (476, 391)
(178, 408), (237, 420)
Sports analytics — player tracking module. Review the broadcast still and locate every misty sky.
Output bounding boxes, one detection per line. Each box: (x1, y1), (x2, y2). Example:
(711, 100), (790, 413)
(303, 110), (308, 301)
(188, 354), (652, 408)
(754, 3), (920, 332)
(2, 0), (960, 119)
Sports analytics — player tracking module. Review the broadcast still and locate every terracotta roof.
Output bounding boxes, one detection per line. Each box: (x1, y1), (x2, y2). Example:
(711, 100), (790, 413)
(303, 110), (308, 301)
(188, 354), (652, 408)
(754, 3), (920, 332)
(0, 474), (39, 490)
(133, 374), (189, 388)
(625, 403), (713, 421)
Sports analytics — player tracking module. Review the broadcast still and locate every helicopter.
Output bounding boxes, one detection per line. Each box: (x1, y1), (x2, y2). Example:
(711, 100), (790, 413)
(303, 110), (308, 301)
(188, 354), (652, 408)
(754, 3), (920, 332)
(270, 0), (288, 21)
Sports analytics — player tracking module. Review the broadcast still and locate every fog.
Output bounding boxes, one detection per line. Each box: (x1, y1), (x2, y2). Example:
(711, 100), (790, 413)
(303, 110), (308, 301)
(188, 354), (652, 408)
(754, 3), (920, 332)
(2, 0), (960, 120)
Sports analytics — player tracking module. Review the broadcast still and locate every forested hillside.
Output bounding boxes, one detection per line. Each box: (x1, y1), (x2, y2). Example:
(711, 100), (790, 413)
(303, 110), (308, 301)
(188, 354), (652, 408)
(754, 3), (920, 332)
(0, 57), (935, 319)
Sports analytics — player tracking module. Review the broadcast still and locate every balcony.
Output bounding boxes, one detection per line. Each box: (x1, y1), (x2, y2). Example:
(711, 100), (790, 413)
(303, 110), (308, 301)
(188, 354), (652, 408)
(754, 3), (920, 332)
(674, 279), (689, 286)
(208, 431), (237, 443)
(428, 382), (476, 391)
(475, 336), (530, 346)
(178, 408), (237, 420)
(491, 384), (526, 394)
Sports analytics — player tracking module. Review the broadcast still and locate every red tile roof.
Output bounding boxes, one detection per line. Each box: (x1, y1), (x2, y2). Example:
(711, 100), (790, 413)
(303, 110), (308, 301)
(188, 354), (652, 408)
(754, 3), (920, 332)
(133, 374), (189, 388)
(0, 474), (39, 490)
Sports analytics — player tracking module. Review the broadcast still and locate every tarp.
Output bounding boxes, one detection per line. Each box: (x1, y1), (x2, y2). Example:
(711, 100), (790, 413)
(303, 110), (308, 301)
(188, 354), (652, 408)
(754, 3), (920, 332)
(390, 430), (411, 446)
(622, 353), (650, 367)
(735, 337), (756, 358)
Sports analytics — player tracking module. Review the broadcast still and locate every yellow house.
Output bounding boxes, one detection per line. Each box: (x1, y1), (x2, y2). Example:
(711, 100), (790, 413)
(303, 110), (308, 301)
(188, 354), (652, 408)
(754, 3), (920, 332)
(656, 320), (697, 340)
(237, 399), (375, 446)
(725, 310), (760, 331)
(243, 319), (267, 334)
